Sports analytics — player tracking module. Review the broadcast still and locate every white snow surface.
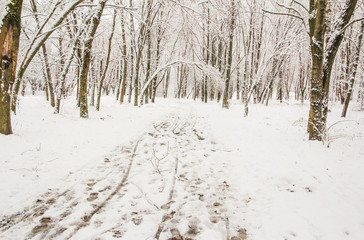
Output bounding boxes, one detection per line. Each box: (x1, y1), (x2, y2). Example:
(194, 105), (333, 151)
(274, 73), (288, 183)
(1, 95), (363, 240)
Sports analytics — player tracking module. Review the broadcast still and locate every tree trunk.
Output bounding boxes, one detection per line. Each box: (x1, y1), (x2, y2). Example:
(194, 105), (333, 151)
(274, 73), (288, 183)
(0, 0), (23, 135)
(141, 24), (152, 106)
(79, 0), (107, 118)
(120, 11), (128, 104)
(90, 60), (98, 106)
(42, 67), (49, 101)
(96, 9), (116, 111)
(308, 0), (358, 140)
(151, 11), (163, 103)
(30, 0), (55, 107)
(41, 45), (56, 107)
(128, 0), (136, 104)
(55, 32), (81, 114)
(307, 0), (328, 141)
(163, 69), (170, 98)
(360, 81), (364, 110)
(341, 18), (363, 117)
(115, 63), (121, 100)
(222, 0), (236, 109)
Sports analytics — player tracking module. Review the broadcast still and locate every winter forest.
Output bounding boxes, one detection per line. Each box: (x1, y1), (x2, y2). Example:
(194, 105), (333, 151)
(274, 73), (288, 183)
(1, 0), (364, 239)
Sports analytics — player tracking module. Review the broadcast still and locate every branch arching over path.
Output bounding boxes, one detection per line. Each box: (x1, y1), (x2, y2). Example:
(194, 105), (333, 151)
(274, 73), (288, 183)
(138, 60), (222, 107)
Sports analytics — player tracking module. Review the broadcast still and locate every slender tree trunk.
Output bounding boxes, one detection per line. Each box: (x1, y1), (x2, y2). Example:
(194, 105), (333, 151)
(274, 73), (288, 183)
(341, 19), (363, 117)
(79, 0), (107, 118)
(236, 66), (240, 100)
(41, 45), (56, 107)
(90, 60), (98, 106)
(133, 54), (141, 106)
(360, 80), (364, 110)
(128, 0), (136, 104)
(151, 11), (163, 103)
(141, 25), (151, 106)
(30, 0), (55, 107)
(55, 32), (81, 113)
(321, 0), (358, 127)
(163, 69), (170, 98)
(96, 9), (116, 111)
(76, 65), (80, 107)
(278, 69), (283, 103)
(42, 67), (49, 101)
(128, 53), (134, 103)
(120, 11), (128, 103)
(222, 0), (236, 109)
(116, 63), (121, 100)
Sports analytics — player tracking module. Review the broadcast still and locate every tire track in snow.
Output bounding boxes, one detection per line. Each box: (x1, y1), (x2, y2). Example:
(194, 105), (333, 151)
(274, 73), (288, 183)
(64, 134), (144, 239)
(0, 114), (248, 240)
(0, 134), (145, 239)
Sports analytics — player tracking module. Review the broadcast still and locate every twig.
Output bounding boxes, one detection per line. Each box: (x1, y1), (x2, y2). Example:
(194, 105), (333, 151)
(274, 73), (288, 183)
(131, 183), (159, 210)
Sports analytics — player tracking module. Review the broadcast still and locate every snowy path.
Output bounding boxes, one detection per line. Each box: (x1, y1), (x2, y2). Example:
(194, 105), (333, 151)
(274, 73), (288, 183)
(0, 113), (247, 240)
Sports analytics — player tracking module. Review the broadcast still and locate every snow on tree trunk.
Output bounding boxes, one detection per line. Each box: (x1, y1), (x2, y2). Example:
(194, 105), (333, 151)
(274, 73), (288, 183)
(79, 0), (107, 118)
(119, 11), (128, 104)
(96, 9), (116, 111)
(307, 0), (358, 141)
(55, 31), (82, 114)
(29, 0), (55, 108)
(341, 17), (364, 117)
(222, 0), (236, 109)
(0, 0), (23, 135)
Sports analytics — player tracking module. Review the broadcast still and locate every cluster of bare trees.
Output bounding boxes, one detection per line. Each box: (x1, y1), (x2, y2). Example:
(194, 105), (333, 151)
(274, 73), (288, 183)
(0, 0), (363, 141)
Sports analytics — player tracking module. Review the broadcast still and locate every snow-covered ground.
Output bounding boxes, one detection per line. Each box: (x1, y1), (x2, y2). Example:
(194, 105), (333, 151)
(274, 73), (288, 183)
(1, 95), (363, 240)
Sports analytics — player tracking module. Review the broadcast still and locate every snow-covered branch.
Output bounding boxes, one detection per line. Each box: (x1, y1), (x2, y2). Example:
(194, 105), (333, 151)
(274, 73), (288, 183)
(138, 60), (222, 106)
(262, 8), (308, 34)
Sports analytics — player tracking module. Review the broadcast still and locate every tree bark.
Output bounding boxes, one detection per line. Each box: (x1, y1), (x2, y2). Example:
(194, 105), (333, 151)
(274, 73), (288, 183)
(151, 11), (163, 103)
(55, 32), (81, 113)
(96, 9), (116, 111)
(307, 0), (328, 141)
(0, 0), (23, 135)
(120, 10), (128, 103)
(321, 0), (358, 126)
(341, 18), (363, 117)
(222, 0), (236, 109)
(79, 0), (107, 118)
(308, 0), (358, 140)
(141, 22), (152, 105)
(29, 0), (56, 107)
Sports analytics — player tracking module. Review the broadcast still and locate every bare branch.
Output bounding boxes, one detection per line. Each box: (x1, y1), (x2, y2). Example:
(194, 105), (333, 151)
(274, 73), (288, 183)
(276, 2), (303, 18)
(293, 0), (309, 12)
(262, 8), (308, 34)
(342, 17), (364, 33)
(262, 9), (304, 22)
